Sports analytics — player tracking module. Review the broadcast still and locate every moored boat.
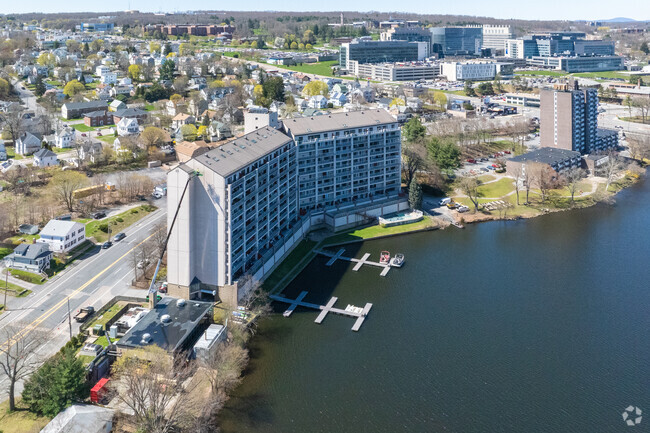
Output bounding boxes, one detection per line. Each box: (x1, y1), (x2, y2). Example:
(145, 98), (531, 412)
(379, 250), (391, 265)
(390, 253), (405, 267)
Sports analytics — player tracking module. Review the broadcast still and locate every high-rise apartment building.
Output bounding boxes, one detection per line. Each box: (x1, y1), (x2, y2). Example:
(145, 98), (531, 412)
(167, 110), (405, 304)
(540, 81), (618, 154)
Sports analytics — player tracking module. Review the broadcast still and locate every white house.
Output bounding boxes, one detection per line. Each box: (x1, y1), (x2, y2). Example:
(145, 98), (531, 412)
(55, 126), (75, 148)
(100, 72), (117, 85)
(95, 65), (110, 76)
(109, 99), (126, 112)
(15, 132), (42, 156)
(37, 220), (86, 253)
(117, 117), (139, 136)
(308, 95), (328, 109)
(329, 92), (347, 107)
(79, 141), (104, 164)
(33, 148), (58, 168)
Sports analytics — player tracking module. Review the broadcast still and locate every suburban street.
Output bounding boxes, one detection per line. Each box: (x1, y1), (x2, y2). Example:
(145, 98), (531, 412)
(0, 201), (167, 394)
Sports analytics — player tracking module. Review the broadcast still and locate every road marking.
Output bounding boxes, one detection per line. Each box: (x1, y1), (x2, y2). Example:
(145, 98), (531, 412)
(3, 232), (156, 350)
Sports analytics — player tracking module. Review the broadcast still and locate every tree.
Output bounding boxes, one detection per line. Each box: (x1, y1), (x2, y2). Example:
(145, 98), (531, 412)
(522, 166), (532, 204)
(140, 126), (166, 147)
(459, 176), (481, 212)
(63, 80), (85, 98)
(0, 78), (10, 99)
(390, 97), (405, 108)
(0, 107), (24, 145)
(302, 80), (328, 97)
(149, 41), (161, 53)
(159, 59), (175, 81)
(127, 64), (141, 81)
(402, 116), (426, 142)
(476, 82), (495, 96)
(600, 150), (624, 191)
(427, 137), (461, 172)
(401, 140), (427, 187)
(464, 80), (475, 96)
(493, 73), (503, 93)
(563, 167), (585, 205)
(511, 165), (523, 205)
(0, 325), (45, 411)
(22, 346), (88, 417)
(408, 178), (422, 210)
(535, 165), (556, 203)
(50, 171), (87, 212)
(111, 346), (198, 433)
(432, 90), (447, 111)
(262, 76), (285, 102)
(640, 41), (649, 55)
(36, 52), (55, 67)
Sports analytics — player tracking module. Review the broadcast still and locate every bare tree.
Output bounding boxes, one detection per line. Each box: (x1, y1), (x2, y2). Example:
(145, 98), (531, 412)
(49, 171), (88, 212)
(111, 346), (199, 433)
(0, 107), (25, 145)
(511, 165), (523, 205)
(535, 165), (556, 203)
(151, 221), (168, 259)
(563, 167), (585, 205)
(0, 325), (45, 411)
(458, 176), (482, 212)
(522, 168), (533, 204)
(627, 134), (650, 163)
(600, 151), (624, 192)
(401, 140), (427, 187)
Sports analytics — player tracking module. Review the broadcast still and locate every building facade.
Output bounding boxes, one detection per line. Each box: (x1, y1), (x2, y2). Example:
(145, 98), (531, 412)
(482, 25), (514, 54)
(339, 40), (424, 70)
(37, 220), (86, 253)
(540, 82), (618, 154)
(348, 61), (441, 81)
(430, 26), (483, 56)
(527, 55), (624, 73)
(441, 61), (513, 81)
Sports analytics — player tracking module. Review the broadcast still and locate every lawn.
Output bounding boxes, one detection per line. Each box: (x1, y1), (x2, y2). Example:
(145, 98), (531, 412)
(323, 216), (436, 246)
(275, 60), (338, 77)
(572, 70), (629, 80)
(46, 80), (62, 86)
(0, 399), (50, 433)
(144, 104), (155, 111)
(618, 116), (650, 125)
(3, 145), (16, 159)
(88, 301), (129, 328)
(85, 204), (157, 243)
(98, 135), (117, 145)
(0, 247), (11, 260)
(1, 280), (31, 297)
(476, 178), (515, 198)
(515, 70), (568, 77)
(262, 239), (317, 291)
(71, 124), (95, 132)
(5, 268), (45, 285)
(2, 234), (40, 245)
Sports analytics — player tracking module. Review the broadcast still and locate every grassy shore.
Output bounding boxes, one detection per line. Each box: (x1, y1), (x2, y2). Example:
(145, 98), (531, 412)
(322, 216), (437, 246)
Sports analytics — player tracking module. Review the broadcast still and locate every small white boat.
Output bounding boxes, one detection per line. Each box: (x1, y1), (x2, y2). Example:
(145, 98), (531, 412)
(380, 250), (391, 265)
(390, 253), (405, 267)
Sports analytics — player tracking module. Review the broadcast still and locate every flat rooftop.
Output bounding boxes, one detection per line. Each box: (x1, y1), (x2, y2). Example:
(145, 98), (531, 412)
(509, 147), (581, 165)
(192, 126), (292, 177)
(117, 297), (212, 353)
(283, 109), (396, 136)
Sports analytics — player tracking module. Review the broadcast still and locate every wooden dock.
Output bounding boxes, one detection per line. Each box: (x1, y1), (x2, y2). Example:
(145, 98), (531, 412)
(270, 292), (372, 332)
(317, 249), (392, 277)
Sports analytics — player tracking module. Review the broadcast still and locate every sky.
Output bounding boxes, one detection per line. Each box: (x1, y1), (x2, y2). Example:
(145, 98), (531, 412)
(3, 0), (650, 22)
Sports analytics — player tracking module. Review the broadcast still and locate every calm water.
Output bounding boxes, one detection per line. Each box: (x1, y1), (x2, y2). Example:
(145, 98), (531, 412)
(220, 179), (650, 433)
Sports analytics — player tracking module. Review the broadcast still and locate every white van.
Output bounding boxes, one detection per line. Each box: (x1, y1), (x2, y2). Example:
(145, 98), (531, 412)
(439, 198), (452, 206)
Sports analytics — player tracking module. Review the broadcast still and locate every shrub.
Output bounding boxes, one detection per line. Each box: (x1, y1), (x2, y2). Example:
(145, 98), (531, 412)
(116, 217), (124, 223)
(130, 209), (138, 214)
(98, 223), (109, 233)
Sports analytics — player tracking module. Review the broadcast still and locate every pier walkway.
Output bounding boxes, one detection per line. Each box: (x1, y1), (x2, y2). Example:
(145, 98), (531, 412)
(270, 291), (372, 332)
(317, 249), (392, 276)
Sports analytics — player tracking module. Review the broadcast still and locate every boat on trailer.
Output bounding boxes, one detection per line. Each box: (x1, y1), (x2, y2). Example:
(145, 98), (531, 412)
(390, 253), (405, 267)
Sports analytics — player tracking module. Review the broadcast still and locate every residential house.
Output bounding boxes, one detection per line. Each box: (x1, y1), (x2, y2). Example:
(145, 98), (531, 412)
(15, 132), (42, 156)
(109, 99), (126, 112)
(55, 126), (75, 148)
(33, 148), (58, 168)
(37, 219), (86, 253)
(172, 113), (195, 130)
(79, 141), (104, 164)
(112, 108), (148, 124)
(166, 99), (187, 116)
(174, 140), (211, 163)
(3, 243), (52, 273)
(117, 118), (139, 136)
(0, 139), (6, 161)
(209, 121), (233, 141)
(100, 72), (117, 85)
(329, 92), (347, 107)
(110, 85), (133, 98)
(188, 99), (208, 117)
(308, 95), (328, 109)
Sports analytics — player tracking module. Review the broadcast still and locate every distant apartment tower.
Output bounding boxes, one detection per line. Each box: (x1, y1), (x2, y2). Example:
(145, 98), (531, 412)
(430, 26), (483, 57)
(441, 61), (514, 81)
(339, 40), (427, 70)
(481, 25), (514, 55)
(540, 81), (618, 154)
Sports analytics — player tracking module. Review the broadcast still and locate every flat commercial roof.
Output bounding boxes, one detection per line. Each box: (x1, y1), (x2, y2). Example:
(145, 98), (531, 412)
(509, 147), (581, 165)
(117, 297), (212, 353)
(283, 109), (396, 136)
(193, 126), (292, 177)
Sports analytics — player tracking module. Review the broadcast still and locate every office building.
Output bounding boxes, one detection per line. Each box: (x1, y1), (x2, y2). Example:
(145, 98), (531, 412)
(505, 33), (615, 59)
(482, 25), (514, 54)
(80, 22), (114, 32)
(348, 61), (441, 81)
(527, 55), (624, 73)
(540, 81), (618, 154)
(381, 26), (433, 48)
(339, 40), (427, 70)
(441, 61), (514, 81)
(506, 147), (582, 175)
(167, 110), (405, 303)
(152, 24), (235, 38)
(430, 26), (483, 56)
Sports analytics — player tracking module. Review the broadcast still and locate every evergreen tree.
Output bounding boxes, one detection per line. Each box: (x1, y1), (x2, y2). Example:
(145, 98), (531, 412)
(402, 116), (426, 142)
(159, 59), (175, 82)
(408, 178), (422, 210)
(34, 75), (46, 97)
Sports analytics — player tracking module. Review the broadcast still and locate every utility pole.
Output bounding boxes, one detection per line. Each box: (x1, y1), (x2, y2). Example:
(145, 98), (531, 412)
(67, 298), (72, 340)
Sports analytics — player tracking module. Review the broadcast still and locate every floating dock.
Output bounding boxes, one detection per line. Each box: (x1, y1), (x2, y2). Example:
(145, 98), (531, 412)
(270, 291), (372, 332)
(317, 249), (392, 276)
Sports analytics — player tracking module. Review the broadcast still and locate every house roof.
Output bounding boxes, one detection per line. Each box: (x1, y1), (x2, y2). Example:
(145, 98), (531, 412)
(113, 107), (146, 118)
(41, 404), (114, 433)
(40, 219), (82, 237)
(175, 140), (211, 158)
(173, 113), (192, 121)
(192, 126), (292, 177)
(117, 297), (213, 353)
(12, 243), (50, 259)
(34, 148), (57, 159)
(85, 110), (109, 118)
(283, 109), (396, 136)
(62, 100), (107, 111)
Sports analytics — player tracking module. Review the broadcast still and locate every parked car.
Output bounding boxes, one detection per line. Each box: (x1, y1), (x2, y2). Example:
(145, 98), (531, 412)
(74, 306), (95, 322)
(92, 211), (106, 219)
(81, 133), (87, 137)
(137, 259), (150, 269)
(152, 192), (163, 199)
(102, 241), (112, 249)
(457, 205), (470, 213)
(504, 150), (511, 154)
(466, 158), (477, 164)
(113, 232), (126, 242)
(97, 132), (102, 136)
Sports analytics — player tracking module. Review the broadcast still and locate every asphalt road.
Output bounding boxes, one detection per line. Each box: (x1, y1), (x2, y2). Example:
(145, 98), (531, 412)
(0, 202), (167, 394)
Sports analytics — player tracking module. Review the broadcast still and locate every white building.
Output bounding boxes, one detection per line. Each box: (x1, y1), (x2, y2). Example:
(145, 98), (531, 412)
(482, 25), (514, 54)
(117, 118), (139, 136)
(243, 107), (281, 135)
(441, 61), (513, 81)
(55, 126), (75, 148)
(100, 72), (117, 85)
(15, 132), (42, 156)
(33, 148), (58, 168)
(0, 139), (7, 161)
(37, 220), (86, 253)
